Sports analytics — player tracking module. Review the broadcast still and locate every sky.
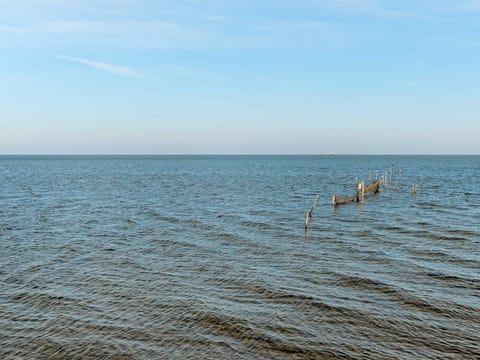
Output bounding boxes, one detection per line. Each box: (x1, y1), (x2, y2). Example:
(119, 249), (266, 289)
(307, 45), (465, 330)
(1, 0), (479, 154)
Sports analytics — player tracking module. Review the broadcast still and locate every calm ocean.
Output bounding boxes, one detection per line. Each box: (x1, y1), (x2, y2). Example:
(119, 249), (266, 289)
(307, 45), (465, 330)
(1, 155), (479, 359)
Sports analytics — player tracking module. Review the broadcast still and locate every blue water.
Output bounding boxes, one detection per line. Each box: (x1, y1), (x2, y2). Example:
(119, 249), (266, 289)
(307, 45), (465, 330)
(1, 155), (479, 358)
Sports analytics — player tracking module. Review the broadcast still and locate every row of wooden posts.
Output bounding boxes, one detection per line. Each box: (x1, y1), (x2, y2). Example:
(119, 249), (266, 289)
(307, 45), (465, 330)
(304, 167), (418, 232)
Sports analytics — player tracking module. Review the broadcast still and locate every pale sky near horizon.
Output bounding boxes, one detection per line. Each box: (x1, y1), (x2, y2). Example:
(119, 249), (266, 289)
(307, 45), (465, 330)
(1, 0), (479, 154)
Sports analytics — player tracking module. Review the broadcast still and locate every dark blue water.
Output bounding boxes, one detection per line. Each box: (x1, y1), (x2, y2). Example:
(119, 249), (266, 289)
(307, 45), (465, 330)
(1, 155), (479, 359)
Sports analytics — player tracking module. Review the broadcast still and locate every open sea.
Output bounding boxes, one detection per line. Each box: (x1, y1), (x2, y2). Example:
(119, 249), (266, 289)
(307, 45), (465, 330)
(0, 155), (479, 359)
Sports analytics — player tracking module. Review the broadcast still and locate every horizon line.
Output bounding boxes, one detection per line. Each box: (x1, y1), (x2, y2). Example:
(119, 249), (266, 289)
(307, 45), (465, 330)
(0, 153), (478, 156)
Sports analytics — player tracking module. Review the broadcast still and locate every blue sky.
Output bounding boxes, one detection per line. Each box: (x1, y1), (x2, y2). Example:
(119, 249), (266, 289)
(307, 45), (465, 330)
(1, 0), (479, 154)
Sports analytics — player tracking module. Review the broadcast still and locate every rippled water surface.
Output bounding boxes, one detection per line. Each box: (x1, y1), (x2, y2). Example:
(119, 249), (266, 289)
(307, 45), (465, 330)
(1, 155), (479, 359)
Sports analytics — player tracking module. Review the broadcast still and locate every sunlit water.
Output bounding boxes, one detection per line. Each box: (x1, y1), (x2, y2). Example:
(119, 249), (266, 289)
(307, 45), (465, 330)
(1, 155), (479, 359)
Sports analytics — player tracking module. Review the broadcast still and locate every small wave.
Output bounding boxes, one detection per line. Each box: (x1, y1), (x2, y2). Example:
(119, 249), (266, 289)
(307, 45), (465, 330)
(333, 273), (398, 295)
(377, 224), (404, 231)
(143, 210), (181, 224)
(396, 291), (478, 322)
(3, 274), (23, 284)
(9, 292), (75, 309)
(0, 225), (16, 231)
(181, 218), (216, 231)
(240, 220), (275, 231)
(14, 337), (137, 359)
(395, 228), (470, 242)
(215, 232), (242, 242)
(420, 271), (480, 290)
(183, 310), (325, 358)
(447, 228), (478, 237)
(247, 209), (275, 216)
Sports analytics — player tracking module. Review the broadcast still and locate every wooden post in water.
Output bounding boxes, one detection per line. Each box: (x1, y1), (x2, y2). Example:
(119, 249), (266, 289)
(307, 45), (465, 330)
(411, 184), (418, 195)
(304, 211), (310, 232)
(356, 180), (365, 202)
(305, 192), (319, 232)
(309, 193), (319, 219)
(355, 181), (361, 202)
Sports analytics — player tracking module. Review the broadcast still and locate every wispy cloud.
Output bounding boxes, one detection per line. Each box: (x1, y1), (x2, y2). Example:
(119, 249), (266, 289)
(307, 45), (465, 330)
(57, 55), (140, 77)
(47, 20), (175, 34)
(46, 20), (204, 49)
(1, 2), (374, 51)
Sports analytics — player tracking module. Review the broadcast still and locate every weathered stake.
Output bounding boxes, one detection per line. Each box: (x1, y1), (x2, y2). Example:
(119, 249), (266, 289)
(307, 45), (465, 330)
(309, 193), (319, 218)
(411, 184), (418, 195)
(305, 192), (319, 231)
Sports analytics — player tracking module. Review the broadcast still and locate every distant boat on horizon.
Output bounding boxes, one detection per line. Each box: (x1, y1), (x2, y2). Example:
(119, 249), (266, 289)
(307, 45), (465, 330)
(321, 152), (335, 156)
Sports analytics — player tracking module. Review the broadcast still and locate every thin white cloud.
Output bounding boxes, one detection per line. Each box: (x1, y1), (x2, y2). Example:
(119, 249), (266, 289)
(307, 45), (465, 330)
(46, 20), (205, 49)
(47, 20), (175, 34)
(57, 55), (140, 77)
